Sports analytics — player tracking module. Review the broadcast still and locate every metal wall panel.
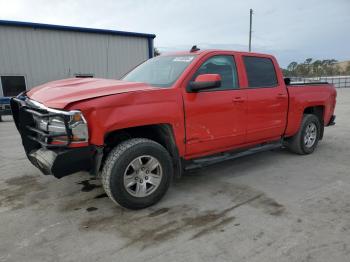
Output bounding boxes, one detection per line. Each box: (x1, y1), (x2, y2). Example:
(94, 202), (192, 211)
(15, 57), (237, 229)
(0, 25), (149, 91)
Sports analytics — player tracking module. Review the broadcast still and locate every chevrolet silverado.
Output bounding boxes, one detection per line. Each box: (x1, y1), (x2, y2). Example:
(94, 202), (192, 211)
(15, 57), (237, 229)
(11, 48), (337, 209)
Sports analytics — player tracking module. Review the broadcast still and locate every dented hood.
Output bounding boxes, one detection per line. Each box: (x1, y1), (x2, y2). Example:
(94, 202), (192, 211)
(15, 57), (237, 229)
(27, 78), (156, 109)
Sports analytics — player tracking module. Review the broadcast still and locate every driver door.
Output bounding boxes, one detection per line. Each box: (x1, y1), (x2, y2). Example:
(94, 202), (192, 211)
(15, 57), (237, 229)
(183, 55), (247, 158)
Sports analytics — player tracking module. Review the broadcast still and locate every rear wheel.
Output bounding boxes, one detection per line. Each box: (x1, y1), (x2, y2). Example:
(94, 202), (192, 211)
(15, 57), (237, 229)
(101, 138), (173, 209)
(285, 114), (321, 155)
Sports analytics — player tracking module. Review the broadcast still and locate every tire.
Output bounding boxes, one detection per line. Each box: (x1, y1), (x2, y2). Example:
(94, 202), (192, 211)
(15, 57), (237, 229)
(101, 138), (173, 210)
(285, 114), (321, 155)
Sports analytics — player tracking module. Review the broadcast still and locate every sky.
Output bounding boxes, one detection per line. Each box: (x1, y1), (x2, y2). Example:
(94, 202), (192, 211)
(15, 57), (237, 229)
(0, 0), (349, 67)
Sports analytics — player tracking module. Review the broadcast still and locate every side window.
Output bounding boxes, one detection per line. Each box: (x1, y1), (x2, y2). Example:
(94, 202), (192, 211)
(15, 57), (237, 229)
(191, 55), (239, 91)
(243, 56), (278, 88)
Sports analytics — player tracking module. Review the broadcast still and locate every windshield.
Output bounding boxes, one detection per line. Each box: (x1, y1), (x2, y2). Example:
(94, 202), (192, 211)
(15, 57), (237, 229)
(122, 55), (196, 87)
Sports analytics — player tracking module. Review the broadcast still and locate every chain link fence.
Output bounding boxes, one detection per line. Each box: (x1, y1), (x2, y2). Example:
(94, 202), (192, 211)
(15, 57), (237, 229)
(290, 76), (350, 88)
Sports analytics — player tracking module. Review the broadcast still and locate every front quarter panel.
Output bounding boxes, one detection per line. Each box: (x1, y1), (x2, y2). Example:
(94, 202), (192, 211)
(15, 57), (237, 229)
(66, 88), (186, 156)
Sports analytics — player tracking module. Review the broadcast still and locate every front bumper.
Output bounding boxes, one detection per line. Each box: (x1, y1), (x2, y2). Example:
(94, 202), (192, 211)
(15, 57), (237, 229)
(28, 146), (98, 178)
(10, 96), (102, 178)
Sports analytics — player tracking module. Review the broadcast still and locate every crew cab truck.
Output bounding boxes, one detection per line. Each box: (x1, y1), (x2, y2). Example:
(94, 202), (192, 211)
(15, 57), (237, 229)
(11, 48), (337, 209)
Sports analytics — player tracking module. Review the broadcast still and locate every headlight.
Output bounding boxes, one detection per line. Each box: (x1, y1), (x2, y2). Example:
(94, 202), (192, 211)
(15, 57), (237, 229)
(34, 110), (88, 144)
(68, 112), (89, 142)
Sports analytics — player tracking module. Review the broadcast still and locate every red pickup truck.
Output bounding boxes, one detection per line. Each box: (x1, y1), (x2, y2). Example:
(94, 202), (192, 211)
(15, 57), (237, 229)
(11, 48), (336, 209)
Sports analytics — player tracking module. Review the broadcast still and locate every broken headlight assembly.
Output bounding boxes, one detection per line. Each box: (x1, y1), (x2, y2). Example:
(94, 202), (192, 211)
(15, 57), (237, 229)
(33, 108), (88, 145)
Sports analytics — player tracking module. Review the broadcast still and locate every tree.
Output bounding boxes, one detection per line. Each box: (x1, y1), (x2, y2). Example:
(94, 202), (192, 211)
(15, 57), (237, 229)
(312, 60), (323, 76)
(294, 59), (311, 77)
(282, 58), (345, 77)
(344, 63), (350, 75)
(284, 62), (298, 77)
(281, 68), (291, 77)
(305, 58), (313, 65)
(287, 62), (298, 72)
(322, 59), (339, 76)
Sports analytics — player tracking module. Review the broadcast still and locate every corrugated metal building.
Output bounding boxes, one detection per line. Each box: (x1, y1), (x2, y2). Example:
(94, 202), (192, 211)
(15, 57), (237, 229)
(0, 20), (155, 97)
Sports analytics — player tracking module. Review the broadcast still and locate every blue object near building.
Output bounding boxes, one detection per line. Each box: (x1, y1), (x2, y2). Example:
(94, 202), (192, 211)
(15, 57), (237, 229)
(0, 96), (11, 121)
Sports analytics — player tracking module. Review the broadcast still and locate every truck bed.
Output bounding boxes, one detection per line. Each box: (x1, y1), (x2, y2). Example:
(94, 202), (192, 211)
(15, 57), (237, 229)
(284, 83), (336, 137)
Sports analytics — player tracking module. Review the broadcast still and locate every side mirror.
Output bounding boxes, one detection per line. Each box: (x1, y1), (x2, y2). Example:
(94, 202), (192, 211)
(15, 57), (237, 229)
(187, 74), (222, 92)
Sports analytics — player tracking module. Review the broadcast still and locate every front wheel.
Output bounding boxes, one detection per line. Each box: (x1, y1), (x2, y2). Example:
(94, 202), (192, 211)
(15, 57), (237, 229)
(101, 138), (173, 209)
(285, 114), (321, 155)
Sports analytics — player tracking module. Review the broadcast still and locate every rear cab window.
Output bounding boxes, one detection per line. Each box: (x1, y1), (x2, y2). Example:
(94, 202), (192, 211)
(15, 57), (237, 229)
(243, 56), (278, 88)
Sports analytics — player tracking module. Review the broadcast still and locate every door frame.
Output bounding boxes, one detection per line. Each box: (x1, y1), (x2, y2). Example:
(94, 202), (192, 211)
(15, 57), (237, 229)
(237, 54), (288, 143)
(180, 51), (248, 158)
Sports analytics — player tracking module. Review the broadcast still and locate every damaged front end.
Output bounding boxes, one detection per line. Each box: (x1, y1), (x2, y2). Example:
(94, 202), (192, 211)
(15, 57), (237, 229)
(10, 95), (102, 178)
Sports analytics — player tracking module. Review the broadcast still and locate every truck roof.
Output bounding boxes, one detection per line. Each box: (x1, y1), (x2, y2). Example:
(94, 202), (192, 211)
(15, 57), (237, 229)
(161, 49), (274, 58)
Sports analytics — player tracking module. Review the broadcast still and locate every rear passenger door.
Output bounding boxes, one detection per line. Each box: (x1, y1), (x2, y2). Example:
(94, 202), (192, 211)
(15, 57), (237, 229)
(243, 56), (288, 143)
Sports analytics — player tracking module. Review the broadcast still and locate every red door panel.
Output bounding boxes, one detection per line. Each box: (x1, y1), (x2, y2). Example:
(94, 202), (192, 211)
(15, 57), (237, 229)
(240, 55), (289, 143)
(246, 87), (288, 142)
(184, 90), (247, 157)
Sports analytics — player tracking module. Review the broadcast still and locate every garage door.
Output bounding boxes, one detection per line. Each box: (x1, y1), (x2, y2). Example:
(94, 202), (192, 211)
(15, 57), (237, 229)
(1, 76), (26, 97)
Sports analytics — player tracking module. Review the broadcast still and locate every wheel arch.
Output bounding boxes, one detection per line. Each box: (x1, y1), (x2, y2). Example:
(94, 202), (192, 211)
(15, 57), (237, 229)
(103, 124), (183, 178)
(303, 105), (325, 140)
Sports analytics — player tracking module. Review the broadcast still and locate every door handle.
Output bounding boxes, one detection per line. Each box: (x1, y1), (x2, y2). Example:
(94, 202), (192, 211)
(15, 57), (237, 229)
(232, 97), (245, 103)
(277, 93), (287, 99)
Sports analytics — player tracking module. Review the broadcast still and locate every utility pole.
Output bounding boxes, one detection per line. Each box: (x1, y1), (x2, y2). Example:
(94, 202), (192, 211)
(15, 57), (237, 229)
(249, 8), (253, 52)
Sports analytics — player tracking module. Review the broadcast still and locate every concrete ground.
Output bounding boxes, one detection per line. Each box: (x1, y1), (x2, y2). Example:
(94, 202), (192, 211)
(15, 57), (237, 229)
(0, 89), (349, 262)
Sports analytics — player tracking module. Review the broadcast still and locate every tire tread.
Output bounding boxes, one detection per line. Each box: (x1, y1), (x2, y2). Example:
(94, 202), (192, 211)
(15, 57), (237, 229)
(286, 114), (320, 155)
(101, 138), (171, 209)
